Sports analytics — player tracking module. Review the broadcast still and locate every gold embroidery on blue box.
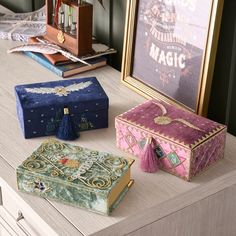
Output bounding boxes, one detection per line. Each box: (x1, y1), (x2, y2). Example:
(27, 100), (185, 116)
(25, 81), (93, 97)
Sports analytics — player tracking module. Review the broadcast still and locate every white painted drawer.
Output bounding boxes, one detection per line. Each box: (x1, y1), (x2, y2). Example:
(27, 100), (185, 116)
(0, 178), (57, 236)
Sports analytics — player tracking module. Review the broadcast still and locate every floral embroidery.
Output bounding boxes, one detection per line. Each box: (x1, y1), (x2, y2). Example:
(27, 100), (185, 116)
(59, 158), (80, 168)
(21, 139), (130, 190)
(34, 180), (46, 191)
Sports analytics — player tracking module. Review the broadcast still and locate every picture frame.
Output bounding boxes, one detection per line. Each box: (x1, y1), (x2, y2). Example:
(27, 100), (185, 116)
(121, 0), (224, 115)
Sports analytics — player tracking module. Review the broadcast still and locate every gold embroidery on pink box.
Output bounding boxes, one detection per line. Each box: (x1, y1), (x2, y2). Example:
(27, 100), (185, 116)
(153, 102), (204, 132)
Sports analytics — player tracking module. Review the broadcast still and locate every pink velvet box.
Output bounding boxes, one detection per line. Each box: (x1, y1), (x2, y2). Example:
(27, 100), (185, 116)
(115, 100), (227, 181)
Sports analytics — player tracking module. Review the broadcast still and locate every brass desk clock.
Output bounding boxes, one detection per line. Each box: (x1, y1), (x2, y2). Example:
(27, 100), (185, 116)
(45, 0), (93, 56)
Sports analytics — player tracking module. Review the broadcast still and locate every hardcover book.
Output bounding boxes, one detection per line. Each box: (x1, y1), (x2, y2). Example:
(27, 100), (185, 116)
(24, 51), (107, 78)
(28, 37), (117, 66)
(15, 77), (109, 138)
(17, 139), (134, 215)
(28, 36), (117, 65)
(115, 99), (227, 181)
(28, 37), (70, 65)
(40, 52), (70, 66)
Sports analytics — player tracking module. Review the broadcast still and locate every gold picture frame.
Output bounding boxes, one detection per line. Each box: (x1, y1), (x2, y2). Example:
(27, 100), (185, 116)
(121, 0), (224, 115)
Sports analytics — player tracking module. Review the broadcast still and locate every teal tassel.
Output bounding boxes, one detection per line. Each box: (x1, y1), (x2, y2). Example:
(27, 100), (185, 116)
(56, 108), (79, 141)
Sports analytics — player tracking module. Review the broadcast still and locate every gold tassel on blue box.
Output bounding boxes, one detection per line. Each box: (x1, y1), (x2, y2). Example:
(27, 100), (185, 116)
(56, 107), (79, 141)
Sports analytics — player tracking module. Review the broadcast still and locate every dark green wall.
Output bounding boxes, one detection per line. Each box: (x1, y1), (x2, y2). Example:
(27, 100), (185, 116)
(0, 0), (44, 12)
(90, 0), (126, 70)
(208, 0), (236, 135)
(109, 0), (126, 70)
(0, 0), (33, 12)
(0, 0), (126, 70)
(2, 0), (236, 135)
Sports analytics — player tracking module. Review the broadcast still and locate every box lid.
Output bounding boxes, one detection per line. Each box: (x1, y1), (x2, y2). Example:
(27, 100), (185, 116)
(116, 100), (226, 148)
(17, 139), (132, 195)
(15, 77), (108, 119)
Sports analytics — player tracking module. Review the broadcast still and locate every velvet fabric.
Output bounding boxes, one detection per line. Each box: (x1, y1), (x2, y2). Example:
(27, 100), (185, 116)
(15, 77), (109, 138)
(17, 139), (133, 215)
(120, 100), (221, 146)
(115, 99), (227, 181)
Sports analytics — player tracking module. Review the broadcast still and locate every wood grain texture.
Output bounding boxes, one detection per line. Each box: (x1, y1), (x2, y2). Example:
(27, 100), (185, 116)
(1, 178), (58, 236)
(0, 39), (236, 235)
(0, 188), (2, 205)
(45, 1), (93, 56)
(127, 183), (236, 236)
(0, 215), (17, 236)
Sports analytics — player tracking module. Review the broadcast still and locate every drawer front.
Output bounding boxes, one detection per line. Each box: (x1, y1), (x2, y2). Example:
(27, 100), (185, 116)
(0, 213), (18, 236)
(0, 179), (57, 236)
(0, 207), (24, 236)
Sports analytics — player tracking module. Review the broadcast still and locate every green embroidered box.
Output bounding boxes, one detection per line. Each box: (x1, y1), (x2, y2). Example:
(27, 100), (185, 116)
(17, 139), (134, 215)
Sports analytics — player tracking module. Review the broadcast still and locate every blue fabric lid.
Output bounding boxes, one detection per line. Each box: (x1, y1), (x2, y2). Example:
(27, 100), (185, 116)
(15, 77), (109, 114)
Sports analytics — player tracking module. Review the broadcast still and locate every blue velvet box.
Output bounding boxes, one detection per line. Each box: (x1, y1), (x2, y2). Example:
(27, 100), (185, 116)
(15, 77), (109, 138)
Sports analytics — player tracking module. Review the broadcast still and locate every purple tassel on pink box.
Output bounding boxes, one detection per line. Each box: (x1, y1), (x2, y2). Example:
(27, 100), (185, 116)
(140, 137), (159, 173)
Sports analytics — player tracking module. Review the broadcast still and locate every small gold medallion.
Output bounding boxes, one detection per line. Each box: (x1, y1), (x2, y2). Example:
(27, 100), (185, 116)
(57, 30), (65, 44)
(154, 116), (172, 125)
(54, 86), (68, 96)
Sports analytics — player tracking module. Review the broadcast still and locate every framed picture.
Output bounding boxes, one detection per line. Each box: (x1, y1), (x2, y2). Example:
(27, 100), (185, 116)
(121, 0), (224, 115)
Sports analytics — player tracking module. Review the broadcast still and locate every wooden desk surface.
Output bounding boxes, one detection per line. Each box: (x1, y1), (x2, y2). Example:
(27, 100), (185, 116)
(1, 40), (236, 236)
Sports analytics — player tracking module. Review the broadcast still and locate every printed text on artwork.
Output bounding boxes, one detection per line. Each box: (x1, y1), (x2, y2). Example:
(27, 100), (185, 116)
(149, 43), (186, 69)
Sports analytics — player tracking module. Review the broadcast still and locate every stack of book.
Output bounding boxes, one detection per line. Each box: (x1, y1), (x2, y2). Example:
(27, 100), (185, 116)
(24, 37), (116, 78)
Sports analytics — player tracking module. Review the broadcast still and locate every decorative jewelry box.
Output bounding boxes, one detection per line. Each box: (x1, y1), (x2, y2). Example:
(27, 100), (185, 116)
(17, 139), (134, 215)
(115, 100), (227, 181)
(15, 77), (109, 138)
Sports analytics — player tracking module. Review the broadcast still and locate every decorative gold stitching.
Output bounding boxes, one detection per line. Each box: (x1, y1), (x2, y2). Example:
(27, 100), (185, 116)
(117, 100), (226, 148)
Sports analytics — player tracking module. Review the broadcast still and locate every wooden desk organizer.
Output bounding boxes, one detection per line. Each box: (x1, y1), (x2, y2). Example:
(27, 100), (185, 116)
(45, 0), (93, 56)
